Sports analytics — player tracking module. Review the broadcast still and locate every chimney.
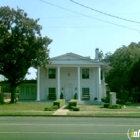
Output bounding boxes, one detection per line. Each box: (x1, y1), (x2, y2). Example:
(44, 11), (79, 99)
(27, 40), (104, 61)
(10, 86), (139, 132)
(95, 48), (99, 60)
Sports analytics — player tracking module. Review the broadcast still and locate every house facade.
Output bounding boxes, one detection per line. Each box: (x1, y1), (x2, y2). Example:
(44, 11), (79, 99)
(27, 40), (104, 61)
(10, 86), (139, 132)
(37, 49), (108, 104)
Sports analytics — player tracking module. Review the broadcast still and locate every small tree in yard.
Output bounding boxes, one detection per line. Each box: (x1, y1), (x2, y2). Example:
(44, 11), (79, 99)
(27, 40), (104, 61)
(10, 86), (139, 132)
(0, 6), (52, 103)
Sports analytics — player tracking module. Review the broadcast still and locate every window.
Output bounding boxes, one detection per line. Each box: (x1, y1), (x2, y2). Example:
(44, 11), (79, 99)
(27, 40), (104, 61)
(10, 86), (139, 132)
(49, 88), (56, 94)
(82, 88), (90, 100)
(49, 69), (56, 79)
(82, 69), (89, 79)
(101, 70), (103, 80)
(82, 88), (90, 94)
(48, 88), (56, 100)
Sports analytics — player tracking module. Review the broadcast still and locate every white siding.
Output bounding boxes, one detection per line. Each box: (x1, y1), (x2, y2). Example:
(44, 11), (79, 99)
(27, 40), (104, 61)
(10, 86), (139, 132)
(40, 67), (100, 101)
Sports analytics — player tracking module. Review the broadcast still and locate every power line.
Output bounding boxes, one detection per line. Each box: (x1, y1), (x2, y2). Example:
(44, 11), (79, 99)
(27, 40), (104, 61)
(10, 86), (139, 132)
(70, 0), (140, 24)
(39, 0), (140, 32)
(42, 25), (140, 29)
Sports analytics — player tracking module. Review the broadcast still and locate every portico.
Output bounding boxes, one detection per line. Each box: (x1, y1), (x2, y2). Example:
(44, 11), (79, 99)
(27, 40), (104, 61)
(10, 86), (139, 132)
(37, 52), (106, 104)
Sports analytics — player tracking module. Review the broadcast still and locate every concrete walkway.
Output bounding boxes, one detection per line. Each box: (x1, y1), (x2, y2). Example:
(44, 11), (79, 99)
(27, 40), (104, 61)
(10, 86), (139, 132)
(53, 105), (69, 115)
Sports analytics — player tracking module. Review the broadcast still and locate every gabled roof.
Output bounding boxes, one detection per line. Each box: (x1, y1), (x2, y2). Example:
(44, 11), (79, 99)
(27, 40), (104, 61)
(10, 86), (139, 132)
(48, 52), (109, 69)
(51, 52), (92, 60)
(50, 52), (97, 63)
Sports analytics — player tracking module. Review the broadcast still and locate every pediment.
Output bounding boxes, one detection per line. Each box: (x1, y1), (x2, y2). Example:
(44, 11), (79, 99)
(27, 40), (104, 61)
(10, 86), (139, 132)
(50, 53), (97, 65)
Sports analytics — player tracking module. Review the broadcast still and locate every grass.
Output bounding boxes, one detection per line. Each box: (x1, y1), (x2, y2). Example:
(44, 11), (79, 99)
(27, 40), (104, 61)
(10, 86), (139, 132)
(0, 102), (54, 116)
(0, 101), (140, 117)
(67, 103), (140, 117)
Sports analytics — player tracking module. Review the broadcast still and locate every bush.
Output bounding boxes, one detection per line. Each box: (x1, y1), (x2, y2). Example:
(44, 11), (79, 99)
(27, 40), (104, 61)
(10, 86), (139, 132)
(53, 99), (65, 108)
(94, 97), (98, 101)
(52, 105), (59, 110)
(104, 103), (110, 108)
(0, 93), (4, 104)
(74, 93), (77, 99)
(60, 93), (63, 99)
(44, 105), (58, 111)
(101, 91), (110, 103)
(70, 106), (80, 111)
(101, 98), (105, 102)
(68, 99), (77, 108)
(109, 104), (122, 109)
(116, 100), (126, 105)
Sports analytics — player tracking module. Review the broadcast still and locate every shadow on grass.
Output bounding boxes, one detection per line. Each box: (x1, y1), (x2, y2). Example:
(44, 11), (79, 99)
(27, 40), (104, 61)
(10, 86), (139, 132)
(99, 106), (105, 108)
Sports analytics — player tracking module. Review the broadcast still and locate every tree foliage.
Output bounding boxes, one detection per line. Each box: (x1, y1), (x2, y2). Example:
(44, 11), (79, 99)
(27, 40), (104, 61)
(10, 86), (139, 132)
(129, 59), (140, 89)
(0, 6), (52, 103)
(128, 59), (140, 102)
(105, 42), (140, 102)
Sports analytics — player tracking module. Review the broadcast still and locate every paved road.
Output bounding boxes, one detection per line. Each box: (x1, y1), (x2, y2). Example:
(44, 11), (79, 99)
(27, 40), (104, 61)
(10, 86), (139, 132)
(0, 117), (139, 140)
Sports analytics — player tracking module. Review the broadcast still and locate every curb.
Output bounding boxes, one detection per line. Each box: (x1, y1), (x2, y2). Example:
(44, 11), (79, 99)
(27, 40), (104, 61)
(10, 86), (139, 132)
(0, 115), (140, 118)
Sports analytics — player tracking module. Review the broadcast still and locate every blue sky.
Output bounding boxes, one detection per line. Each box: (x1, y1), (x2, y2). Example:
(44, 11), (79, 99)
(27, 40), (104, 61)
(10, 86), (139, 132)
(1, 0), (140, 79)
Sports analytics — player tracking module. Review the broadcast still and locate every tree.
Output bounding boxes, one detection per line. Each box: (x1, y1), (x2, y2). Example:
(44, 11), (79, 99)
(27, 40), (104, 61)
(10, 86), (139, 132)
(98, 50), (113, 64)
(0, 6), (52, 103)
(128, 59), (140, 102)
(129, 59), (140, 89)
(105, 42), (140, 102)
(98, 50), (104, 61)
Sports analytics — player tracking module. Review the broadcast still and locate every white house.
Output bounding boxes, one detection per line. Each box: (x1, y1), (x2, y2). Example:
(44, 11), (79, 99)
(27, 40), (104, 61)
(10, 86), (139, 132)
(36, 49), (109, 104)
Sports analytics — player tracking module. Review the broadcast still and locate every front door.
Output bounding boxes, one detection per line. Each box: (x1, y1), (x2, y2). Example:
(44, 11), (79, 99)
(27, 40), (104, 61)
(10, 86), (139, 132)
(65, 87), (72, 100)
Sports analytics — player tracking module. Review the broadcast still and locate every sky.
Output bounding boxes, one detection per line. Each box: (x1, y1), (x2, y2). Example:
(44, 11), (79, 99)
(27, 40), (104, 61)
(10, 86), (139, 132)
(1, 0), (140, 79)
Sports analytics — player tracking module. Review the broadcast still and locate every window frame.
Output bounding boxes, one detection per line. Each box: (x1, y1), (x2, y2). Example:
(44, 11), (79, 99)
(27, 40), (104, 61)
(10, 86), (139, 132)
(82, 68), (89, 79)
(48, 68), (56, 79)
(49, 87), (56, 94)
(82, 88), (90, 94)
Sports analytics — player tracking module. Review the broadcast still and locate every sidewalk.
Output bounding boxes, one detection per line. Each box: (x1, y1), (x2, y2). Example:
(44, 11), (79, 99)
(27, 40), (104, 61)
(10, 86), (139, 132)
(53, 105), (69, 115)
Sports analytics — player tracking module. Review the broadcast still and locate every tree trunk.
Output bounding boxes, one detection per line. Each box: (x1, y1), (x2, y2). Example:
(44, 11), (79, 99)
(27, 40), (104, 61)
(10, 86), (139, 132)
(10, 84), (16, 103)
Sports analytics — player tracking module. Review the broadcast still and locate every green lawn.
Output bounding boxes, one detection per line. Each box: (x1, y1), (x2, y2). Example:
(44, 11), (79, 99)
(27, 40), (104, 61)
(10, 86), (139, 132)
(67, 103), (140, 117)
(0, 102), (140, 117)
(0, 102), (54, 116)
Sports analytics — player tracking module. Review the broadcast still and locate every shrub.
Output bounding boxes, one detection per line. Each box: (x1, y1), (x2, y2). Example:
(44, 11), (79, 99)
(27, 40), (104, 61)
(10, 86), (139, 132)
(0, 93), (4, 104)
(52, 105), (59, 110)
(74, 93), (77, 99)
(68, 99), (77, 108)
(60, 93), (63, 99)
(70, 106), (80, 111)
(109, 104), (122, 109)
(94, 97), (98, 101)
(101, 91), (110, 103)
(116, 100), (126, 105)
(44, 105), (58, 111)
(104, 103), (110, 108)
(53, 99), (65, 108)
(48, 106), (56, 111)
(101, 98), (105, 102)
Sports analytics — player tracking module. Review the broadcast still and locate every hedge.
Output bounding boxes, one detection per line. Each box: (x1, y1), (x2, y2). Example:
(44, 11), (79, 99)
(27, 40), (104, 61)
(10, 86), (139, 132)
(104, 103), (110, 108)
(53, 99), (65, 108)
(44, 105), (58, 111)
(70, 106), (80, 111)
(68, 99), (77, 108)
(109, 104), (122, 109)
(103, 103), (122, 109)
(0, 93), (4, 104)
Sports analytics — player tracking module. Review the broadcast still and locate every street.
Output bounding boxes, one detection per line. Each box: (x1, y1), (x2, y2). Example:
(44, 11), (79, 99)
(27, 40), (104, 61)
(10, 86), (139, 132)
(0, 117), (139, 140)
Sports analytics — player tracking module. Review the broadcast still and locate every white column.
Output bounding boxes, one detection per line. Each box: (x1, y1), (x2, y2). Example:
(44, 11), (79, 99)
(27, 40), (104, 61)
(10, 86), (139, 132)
(97, 66), (101, 101)
(102, 70), (105, 81)
(57, 66), (60, 99)
(77, 66), (81, 102)
(36, 66), (40, 101)
(102, 70), (106, 97)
